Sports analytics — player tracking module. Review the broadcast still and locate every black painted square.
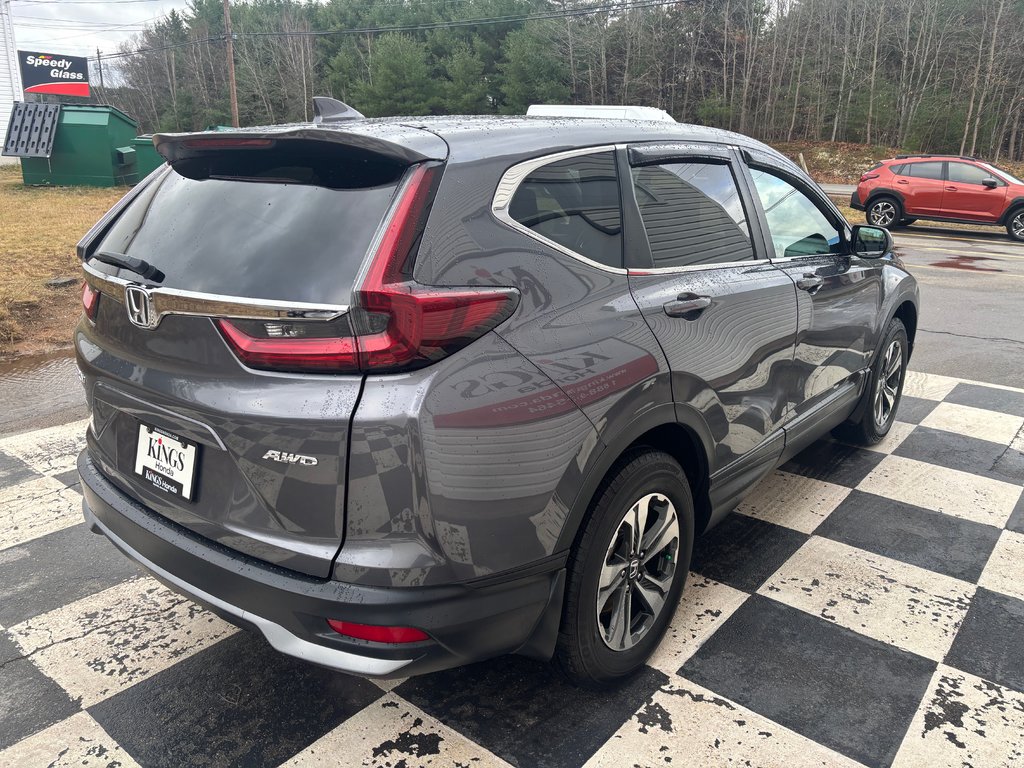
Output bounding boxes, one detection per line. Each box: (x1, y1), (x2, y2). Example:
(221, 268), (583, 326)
(0, 633), (80, 750)
(893, 425), (1019, 482)
(0, 523), (141, 628)
(1007, 492), (1024, 534)
(51, 468), (81, 491)
(88, 632), (383, 767)
(815, 490), (1001, 583)
(396, 655), (668, 768)
(946, 383), (1024, 418)
(945, 587), (1024, 693)
(781, 440), (885, 488)
(680, 595), (936, 767)
(894, 396), (938, 425)
(691, 515), (808, 593)
(0, 449), (38, 488)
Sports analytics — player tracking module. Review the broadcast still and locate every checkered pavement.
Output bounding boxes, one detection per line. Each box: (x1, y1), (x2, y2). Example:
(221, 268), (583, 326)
(1, 370), (1022, 768)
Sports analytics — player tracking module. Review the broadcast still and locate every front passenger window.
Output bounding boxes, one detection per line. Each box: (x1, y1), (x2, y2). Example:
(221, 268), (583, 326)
(750, 169), (842, 259)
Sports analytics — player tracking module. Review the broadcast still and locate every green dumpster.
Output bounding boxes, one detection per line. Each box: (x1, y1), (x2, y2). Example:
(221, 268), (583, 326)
(132, 135), (165, 178)
(15, 104), (140, 187)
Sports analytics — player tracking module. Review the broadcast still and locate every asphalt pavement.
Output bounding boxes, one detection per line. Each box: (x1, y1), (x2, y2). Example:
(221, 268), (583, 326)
(891, 225), (1024, 389)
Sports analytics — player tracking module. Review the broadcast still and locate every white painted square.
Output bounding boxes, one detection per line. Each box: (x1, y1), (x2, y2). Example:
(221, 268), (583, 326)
(759, 537), (974, 661)
(647, 573), (749, 675)
(857, 454), (1021, 527)
(282, 692), (512, 767)
(0, 712), (139, 768)
(920, 402), (1024, 446)
(0, 476), (82, 551)
(8, 576), (236, 707)
(735, 470), (851, 533)
(584, 677), (861, 768)
(978, 529), (1024, 602)
(901, 371), (962, 402)
(893, 665), (1024, 768)
(0, 419), (89, 475)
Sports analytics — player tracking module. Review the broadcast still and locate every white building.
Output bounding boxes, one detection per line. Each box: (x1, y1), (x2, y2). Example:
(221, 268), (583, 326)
(0, 0), (23, 164)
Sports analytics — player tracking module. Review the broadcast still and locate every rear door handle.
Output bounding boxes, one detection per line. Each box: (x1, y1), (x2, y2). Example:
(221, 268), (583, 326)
(663, 294), (712, 318)
(945, 186), (958, 192)
(896, 179), (909, 184)
(796, 274), (824, 293)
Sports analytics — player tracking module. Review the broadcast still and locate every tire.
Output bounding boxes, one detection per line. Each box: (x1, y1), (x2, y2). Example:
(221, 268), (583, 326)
(1006, 208), (1024, 242)
(557, 449), (694, 687)
(866, 196), (902, 228)
(833, 317), (909, 446)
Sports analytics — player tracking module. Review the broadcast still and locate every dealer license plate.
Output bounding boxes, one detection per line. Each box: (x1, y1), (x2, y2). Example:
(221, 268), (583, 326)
(134, 424), (198, 501)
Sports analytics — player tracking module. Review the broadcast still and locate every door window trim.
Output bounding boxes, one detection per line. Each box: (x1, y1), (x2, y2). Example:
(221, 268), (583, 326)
(491, 145), (627, 274)
(621, 143), (771, 274)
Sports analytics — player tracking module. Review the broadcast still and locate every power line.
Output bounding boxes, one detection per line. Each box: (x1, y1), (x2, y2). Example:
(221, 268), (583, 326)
(92, 0), (690, 62)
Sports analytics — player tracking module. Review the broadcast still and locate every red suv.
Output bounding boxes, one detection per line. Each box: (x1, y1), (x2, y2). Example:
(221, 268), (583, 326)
(851, 155), (1024, 242)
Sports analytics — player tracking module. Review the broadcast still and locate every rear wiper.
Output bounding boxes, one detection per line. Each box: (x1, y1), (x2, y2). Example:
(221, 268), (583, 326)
(89, 251), (164, 281)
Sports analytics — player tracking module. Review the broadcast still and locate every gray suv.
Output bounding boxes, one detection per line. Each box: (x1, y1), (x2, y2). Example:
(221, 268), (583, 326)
(76, 106), (918, 686)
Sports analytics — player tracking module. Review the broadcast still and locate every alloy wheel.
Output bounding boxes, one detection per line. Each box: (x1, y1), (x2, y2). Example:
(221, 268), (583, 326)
(1012, 212), (1024, 240)
(873, 339), (903, 427)
(596, 492), (680, 651)
(870, 201), (897, 227)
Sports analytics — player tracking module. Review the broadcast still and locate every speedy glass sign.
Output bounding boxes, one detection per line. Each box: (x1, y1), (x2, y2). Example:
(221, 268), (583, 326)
(18, 50), (91, 98)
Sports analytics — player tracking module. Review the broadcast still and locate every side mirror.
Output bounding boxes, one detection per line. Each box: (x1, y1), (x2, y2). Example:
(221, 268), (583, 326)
(982, 177), (999, 189)
(850, 225), (892, 258)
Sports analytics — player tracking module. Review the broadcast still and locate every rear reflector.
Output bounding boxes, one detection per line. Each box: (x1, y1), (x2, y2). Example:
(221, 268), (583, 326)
(82, 281), (100, 321)
(327, 620), (429, 644)
(216, 163), (519, 375)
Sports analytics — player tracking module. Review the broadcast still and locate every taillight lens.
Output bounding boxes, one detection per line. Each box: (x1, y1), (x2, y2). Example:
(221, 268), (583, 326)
(217, 163), (519, 375)
(326, 619), (429, 644)
(82, 282), (100, 321)
(860, 173), (880, 182)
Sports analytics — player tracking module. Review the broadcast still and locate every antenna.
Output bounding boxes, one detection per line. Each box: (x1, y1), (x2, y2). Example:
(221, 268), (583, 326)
(312, 97), (365, 124)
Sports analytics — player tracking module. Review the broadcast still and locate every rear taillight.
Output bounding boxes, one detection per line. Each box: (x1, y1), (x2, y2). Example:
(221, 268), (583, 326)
(82, 282), (100, 321)
(217, 164), (519, 375)
(326, 619), (429, 644)
(860, 173), (880, 182)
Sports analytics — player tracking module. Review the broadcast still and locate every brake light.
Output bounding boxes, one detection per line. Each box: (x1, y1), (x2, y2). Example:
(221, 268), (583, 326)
(82, 282), (100, 321)
(327, 619), (429, 644)
(217, 164), (519, 374)
(860, 173), (880, 182)
(181, 137), (274, 150)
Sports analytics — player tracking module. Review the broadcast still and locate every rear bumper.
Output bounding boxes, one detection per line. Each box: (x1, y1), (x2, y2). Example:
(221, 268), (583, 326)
(850, 190), (865, 210)
(79, 450), (564, 678)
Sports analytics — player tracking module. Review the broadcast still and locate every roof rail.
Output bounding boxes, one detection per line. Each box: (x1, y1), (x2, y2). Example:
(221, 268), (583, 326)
(894, 154), (979, 161)
(312, 97), (364, 124)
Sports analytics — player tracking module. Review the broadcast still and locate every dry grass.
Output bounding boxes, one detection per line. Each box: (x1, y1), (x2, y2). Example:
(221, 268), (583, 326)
(0, 163), (125, 357)
(834, 202), (1003, 236)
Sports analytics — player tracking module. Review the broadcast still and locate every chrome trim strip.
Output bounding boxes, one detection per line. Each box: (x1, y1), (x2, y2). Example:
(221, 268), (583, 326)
(82, 261), (349, 326)
(491, 145), (628, 275)
(629, 258), (773, 275)
(85, 508), (413, 676)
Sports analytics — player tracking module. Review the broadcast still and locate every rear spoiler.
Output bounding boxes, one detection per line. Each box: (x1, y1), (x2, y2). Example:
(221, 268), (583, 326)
(153, 122), (448, 168)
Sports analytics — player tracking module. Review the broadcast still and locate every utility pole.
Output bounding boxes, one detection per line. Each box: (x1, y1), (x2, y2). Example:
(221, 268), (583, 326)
(95, 48), (105, 101)
(222, 0), (239, 127)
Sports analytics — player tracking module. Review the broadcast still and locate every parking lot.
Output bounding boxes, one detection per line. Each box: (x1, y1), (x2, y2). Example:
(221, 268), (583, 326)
(1, 227), (1022, 768)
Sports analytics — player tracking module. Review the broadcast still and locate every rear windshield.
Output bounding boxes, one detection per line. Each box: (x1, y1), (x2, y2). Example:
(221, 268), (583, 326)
(93, 164), (400, 305)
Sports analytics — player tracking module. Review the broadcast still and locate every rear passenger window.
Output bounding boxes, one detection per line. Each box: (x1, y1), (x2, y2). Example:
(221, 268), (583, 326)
(631, 161), (754, 268)
(509, 151), (622, 268)
(906, 162), (944, 180)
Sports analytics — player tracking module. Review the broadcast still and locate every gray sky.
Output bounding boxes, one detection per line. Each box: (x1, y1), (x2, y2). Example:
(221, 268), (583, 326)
(11, 0), (192, 60)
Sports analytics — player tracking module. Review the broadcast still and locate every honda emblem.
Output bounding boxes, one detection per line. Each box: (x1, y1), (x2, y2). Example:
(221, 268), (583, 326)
(125, 285), (154, 329)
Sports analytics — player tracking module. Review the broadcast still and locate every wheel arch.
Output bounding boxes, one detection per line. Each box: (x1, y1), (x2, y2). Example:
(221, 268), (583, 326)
(556, 404), (714, 558)
(893, 299), (918, 357)
(999, 198), (1024, 226)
